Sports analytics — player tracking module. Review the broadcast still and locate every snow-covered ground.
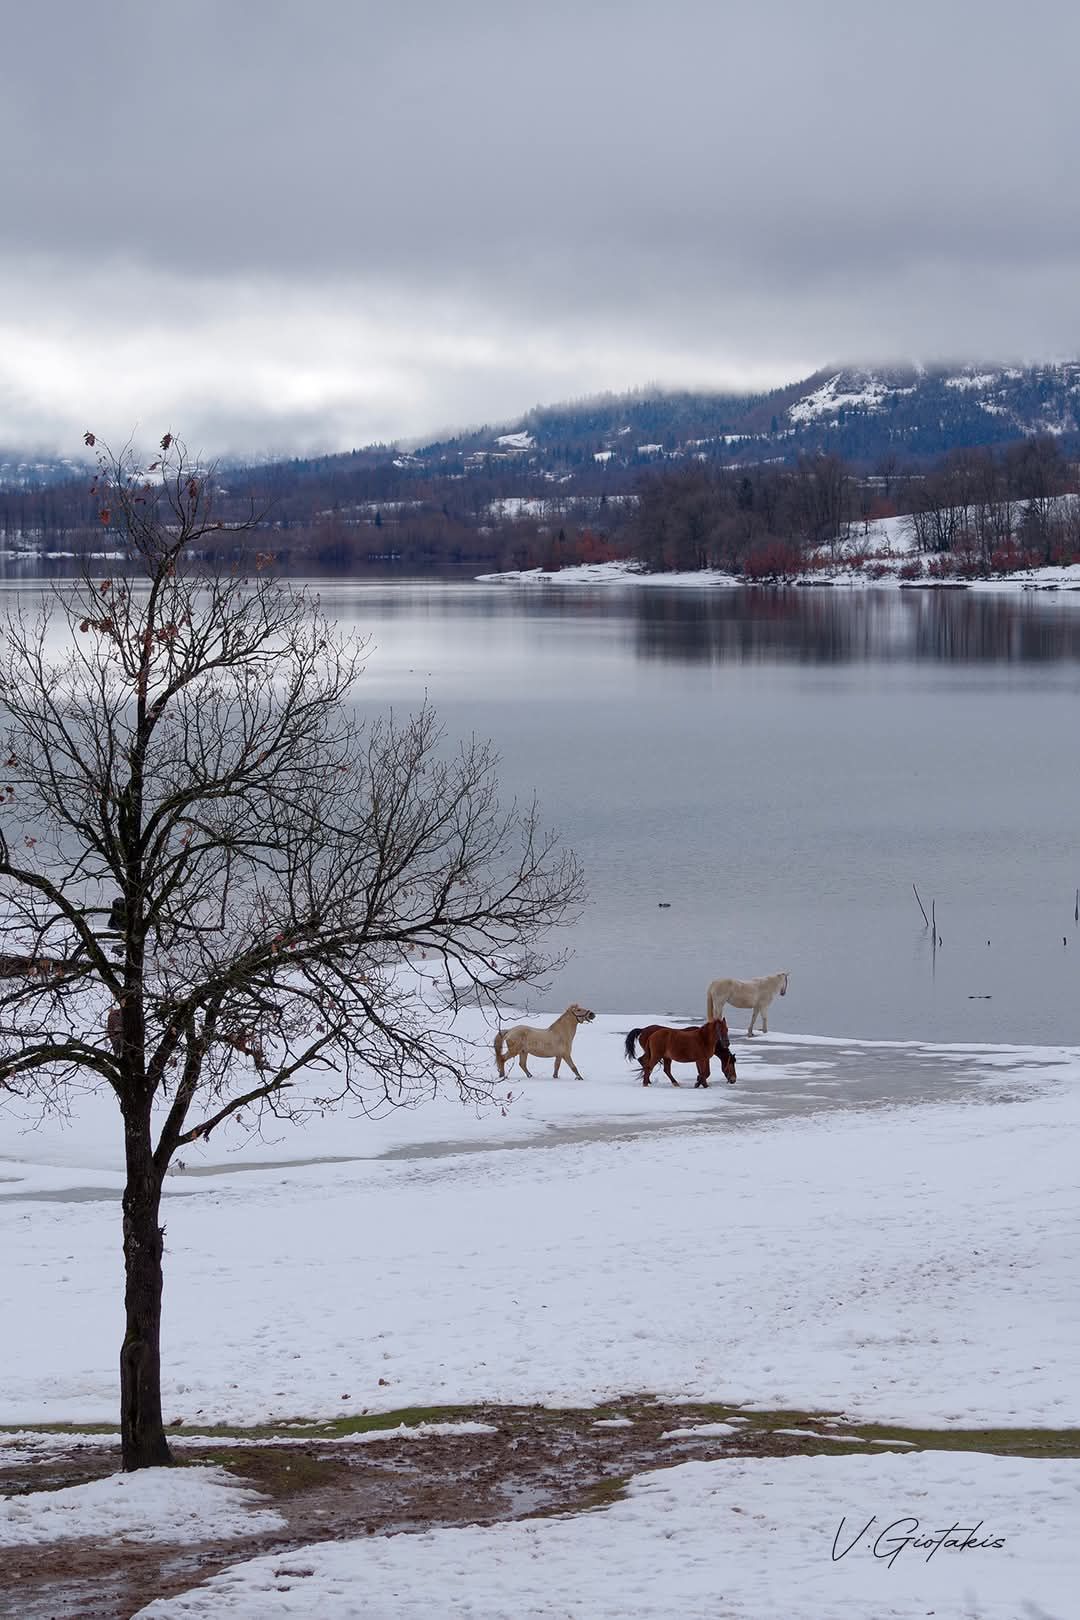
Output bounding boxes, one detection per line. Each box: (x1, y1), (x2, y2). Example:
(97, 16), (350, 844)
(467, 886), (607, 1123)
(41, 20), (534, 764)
(5, 1012), (1079, 1618)
(130, 1452), (1079, 1619)
(0, 1466), (284, 1547)
(1, 1014), (1077, 1431)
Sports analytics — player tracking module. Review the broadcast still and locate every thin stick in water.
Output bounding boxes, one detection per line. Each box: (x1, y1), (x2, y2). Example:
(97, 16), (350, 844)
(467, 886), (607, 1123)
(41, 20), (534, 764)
(912, 883), (930, 928)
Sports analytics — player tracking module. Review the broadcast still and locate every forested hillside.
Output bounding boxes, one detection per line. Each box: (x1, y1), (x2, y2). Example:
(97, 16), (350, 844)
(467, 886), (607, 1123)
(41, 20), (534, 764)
(3, 364), (1080, 576)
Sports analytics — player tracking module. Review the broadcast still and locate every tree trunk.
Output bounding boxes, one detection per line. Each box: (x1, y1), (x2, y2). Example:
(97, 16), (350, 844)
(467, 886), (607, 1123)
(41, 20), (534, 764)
(120, 1097), (172, 1470)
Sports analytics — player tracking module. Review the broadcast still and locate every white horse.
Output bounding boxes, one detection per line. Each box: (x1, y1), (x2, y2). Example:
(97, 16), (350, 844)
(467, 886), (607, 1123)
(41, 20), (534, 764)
(494, 1004), (595, 1079)
(706, 971), (789, 1036)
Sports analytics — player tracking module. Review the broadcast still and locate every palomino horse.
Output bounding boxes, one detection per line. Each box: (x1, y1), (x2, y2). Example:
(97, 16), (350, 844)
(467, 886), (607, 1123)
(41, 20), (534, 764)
(494, 1004), (595, 1079)
(624, 1019), (736, 1087)
(706, 971), (789, 1036)
(0, 953), (64, 980)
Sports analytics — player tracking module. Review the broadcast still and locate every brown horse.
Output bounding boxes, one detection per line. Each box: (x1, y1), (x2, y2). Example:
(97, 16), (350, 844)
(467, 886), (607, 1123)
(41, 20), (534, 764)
(623, 1019), (736, 1087)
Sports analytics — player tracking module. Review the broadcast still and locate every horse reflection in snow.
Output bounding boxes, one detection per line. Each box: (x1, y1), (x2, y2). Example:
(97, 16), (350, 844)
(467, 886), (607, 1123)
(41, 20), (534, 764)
(494, 1004), (595, 1079)
(706, 971), (789, 1037)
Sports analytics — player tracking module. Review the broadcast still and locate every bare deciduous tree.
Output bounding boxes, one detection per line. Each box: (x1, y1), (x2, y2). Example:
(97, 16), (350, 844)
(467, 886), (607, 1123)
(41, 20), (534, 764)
(0, 434), (582, 1470)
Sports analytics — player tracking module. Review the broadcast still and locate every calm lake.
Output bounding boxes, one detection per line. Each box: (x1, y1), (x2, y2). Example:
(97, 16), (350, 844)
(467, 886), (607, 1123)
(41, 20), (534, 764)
(5, 577), (1077, 1046)
(304, 580), (1080, 1047)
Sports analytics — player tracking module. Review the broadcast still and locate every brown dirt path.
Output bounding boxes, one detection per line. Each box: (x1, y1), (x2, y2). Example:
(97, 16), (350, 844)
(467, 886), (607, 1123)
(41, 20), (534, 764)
(3, 1401), (1077, 1620)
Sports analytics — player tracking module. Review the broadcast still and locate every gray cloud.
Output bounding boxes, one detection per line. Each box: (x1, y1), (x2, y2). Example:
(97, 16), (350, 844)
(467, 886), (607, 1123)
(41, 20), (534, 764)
(3, 0), (1080, 453)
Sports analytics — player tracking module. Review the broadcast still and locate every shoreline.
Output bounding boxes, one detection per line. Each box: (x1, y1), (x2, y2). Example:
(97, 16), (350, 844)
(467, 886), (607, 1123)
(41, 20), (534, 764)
(475, 558), (1080, 591)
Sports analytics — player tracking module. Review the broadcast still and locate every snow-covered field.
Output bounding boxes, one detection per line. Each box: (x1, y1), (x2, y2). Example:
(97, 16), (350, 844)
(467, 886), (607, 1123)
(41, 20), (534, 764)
(2, 1014), (1077, 1432)
(4, 1015), (1079, 1617)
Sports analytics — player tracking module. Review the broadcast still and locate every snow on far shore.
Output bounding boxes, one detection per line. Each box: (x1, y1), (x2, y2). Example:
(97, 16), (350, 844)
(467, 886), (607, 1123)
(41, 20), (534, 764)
(477, 555), (1080, 591)
(0, 1465), (284, 1547)
(133, 1452), (1079, 1620)
(476, 560), (743, 587)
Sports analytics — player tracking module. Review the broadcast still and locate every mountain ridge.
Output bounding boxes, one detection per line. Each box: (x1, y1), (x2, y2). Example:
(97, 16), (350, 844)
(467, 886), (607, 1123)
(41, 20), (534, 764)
(5, 362), (1080, 493)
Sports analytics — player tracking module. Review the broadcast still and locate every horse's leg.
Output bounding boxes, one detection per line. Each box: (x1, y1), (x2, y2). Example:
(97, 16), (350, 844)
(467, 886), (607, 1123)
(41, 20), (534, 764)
(518, 1050), (533, 1077)
(641, 1056), (654, 1087)
(553, 1056), (561, 1077)
(565, 1054), (585, 1080)
(663, 1056), (679, 1087)
(761, 1002), (769, 1033)
(695, 1058), (710, 1089)
(747, 1006), (757, 1037)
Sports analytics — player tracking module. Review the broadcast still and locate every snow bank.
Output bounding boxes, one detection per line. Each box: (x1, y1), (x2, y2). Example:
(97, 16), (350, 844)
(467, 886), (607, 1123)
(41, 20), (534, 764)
(0, 1465), (283, 1547)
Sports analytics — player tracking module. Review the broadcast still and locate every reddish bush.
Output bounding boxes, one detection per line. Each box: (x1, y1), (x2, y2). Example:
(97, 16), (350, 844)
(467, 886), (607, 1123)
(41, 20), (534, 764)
(897, 558), (923, 580)
(990, 542), (1024, 574)
(742, 540), (803, 580)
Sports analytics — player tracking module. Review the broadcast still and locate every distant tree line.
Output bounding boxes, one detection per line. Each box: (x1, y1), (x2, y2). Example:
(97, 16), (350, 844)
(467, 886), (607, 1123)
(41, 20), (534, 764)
(628, 438), (1078, 577)
(0, 433), (1075, 578)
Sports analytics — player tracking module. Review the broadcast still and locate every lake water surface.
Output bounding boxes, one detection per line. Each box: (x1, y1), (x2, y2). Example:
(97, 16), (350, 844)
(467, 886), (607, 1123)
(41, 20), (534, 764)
(302, 581), (1080, 1047)
(7, 577), (1078, 1046)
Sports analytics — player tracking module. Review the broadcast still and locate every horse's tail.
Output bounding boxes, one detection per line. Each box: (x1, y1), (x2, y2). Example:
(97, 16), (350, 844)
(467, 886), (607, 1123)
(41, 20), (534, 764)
(706, 984), (721, 1022)
(624, 1028), (643, 1061)
(494, 1030), (507, 1068)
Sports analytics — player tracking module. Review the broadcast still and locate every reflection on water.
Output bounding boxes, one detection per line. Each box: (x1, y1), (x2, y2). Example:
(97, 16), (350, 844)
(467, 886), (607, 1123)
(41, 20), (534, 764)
(625, 587), (1080, 665)
(312, 579), (1080, 664)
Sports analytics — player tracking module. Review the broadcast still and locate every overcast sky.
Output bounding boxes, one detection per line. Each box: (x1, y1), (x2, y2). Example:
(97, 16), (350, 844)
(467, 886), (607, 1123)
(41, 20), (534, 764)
(3, 0), (1079, 456)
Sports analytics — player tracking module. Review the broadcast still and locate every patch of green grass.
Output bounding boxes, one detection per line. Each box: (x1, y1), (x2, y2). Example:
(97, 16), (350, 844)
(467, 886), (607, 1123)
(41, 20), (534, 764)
(314, 1404), (482, 1438)
(657, 1406), (1080, 1458)
(843, 1422), (1080, 1459)
(199, 1448), (345, 1496)
(533, 1474), (631, 1520)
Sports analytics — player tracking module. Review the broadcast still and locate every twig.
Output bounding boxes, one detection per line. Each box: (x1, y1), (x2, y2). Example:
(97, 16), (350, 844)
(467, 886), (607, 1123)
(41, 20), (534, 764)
(912, 883), (929, 928)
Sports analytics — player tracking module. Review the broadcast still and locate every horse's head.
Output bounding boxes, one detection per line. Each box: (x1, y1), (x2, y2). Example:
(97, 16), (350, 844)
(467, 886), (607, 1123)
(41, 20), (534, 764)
(778, 972), (789, 997)
(714, 1035), (737, 1083)
(568, 1004), (596, 1024)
